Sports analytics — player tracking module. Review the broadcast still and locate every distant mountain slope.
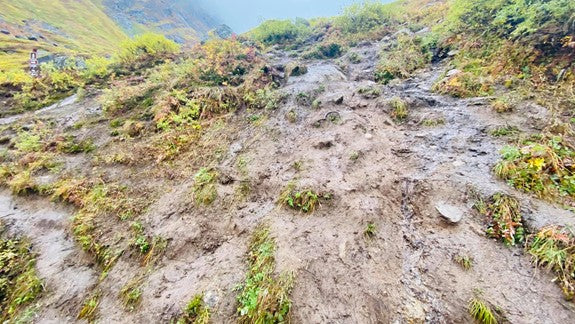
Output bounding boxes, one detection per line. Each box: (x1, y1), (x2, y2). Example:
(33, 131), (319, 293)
(0, 0), (127, 70)
(0, 0), (223, 71)
(101, 0), (222, 44)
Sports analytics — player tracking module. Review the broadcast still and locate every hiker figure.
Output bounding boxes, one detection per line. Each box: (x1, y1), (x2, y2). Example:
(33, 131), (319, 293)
(29, 49), (40, 78)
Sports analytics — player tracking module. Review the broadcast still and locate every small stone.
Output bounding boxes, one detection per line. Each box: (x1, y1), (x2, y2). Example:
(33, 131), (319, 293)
(447, 50), (460, 57)
(0, 29), (10, 35)
(365, 133), (373, 140)
(334, 96), (344, 105)
(27, 35), (38, 41)
(452, 160), (465, 167)
(435, 202), (464, 224)
(446, 69), (461, 77)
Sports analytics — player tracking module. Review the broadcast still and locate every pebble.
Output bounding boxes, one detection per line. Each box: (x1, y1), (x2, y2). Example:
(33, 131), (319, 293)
(365, 133), (373, 139)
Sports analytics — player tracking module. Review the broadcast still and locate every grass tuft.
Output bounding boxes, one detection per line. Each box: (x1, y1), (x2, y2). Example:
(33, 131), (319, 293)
(177, 293), (211, 324)
(78, 291), (101, 322)
(193, 168), (218, 205)
(468, 297), (498, 324)
(236, 225), (294, 323)
(527, 226), (575, 300)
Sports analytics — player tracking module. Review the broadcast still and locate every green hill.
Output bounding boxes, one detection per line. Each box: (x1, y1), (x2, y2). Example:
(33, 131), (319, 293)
(0, 0), (127, 70)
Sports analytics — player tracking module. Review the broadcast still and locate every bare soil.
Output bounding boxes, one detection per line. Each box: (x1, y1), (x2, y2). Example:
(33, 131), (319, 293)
(2, 41), (575, 323)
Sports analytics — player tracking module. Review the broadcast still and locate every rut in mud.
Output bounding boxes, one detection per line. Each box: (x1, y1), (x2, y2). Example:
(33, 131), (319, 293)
(2, 41), (575, 323)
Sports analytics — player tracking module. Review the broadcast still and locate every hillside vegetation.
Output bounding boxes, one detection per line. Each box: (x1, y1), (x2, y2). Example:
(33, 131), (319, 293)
(0, 0), (574, 323)
(0, 0), (127, 70)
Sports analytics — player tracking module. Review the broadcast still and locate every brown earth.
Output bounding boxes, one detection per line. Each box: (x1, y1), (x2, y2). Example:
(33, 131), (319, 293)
(1, 40), (575, 323)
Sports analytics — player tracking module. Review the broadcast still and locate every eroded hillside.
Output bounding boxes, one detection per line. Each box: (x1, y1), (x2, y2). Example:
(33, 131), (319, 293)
(0, 0), (574, 323)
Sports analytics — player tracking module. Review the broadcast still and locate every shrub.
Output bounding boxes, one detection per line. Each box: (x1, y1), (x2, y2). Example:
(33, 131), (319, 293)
(248, 19), (310, 46)
(304, 42), (344, 59)
(445, 0), (575, 41)
(117, 33), (180, 65)
(334, 1), (400, 34)
(375, 35), (432, 83)
(83, 56), (112, 80)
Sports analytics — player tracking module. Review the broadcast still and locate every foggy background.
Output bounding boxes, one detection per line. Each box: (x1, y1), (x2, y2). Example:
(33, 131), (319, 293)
(196, 0), (391, 33)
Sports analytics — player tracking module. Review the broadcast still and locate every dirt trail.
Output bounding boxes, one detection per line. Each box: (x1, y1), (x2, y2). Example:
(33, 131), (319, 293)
(2, 41), (575, 323)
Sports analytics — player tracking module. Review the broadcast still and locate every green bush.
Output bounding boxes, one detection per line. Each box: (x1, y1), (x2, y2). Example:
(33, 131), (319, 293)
(334, 1), (401, 34)
(446, 0), (575, 40)
(375, 35), (432, 83)
(117, 33), (180, 65)
(248, 19), (310, 46)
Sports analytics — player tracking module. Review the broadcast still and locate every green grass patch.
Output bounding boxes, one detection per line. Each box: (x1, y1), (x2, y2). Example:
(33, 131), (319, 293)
(236, 225), (293, 323)
(527, 226), (575, 300)
(495, 136), (575, 205)
(0, 232), (43, 323)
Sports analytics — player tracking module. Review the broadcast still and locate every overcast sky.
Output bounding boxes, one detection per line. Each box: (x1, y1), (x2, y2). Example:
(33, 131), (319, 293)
(197, 0), (391, 33)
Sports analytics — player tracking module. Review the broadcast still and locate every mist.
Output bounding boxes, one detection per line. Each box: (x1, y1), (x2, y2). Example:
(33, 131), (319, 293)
(196, 0), (393, 33)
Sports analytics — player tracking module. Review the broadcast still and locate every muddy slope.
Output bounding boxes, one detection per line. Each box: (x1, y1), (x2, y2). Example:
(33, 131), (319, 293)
(2, 41), (575, 323)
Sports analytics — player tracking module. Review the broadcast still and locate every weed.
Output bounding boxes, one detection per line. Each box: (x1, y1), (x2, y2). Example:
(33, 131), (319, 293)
(236, 225), (293, 323)
(286, 110), (297, 123)
(350, 151), (361, 161)
(490, 126), (519, 137)
(285, 62), (308, 77)
(492, 96), (516, 113)
(78, 291), (101, 322)
(292, 161), (303, 171)
(454, 254), (473, 270)
(422, 118), (445, 127)
(389, 97), (408, 121)
(477, 193), (525, 246)
(364, 222), (377, 240)
(177, 294), (211, 324)
(358, 86), (381, 99)
(468, 297), (498, 324)
(348, 52), (362, 64)
(280, 183), (328, 213)
(311, 99), (321, 110)
(117, 33), (180, 67)
(14, 131), (43, 153)
(57, 136), (96, 154)
(527, 226), (575, 300)
(120, 277), (144, 312)
(296, 92), (311, 106)
(193, 168), (218, 205)
(142, 236), (168, 267)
